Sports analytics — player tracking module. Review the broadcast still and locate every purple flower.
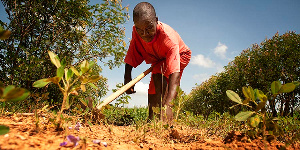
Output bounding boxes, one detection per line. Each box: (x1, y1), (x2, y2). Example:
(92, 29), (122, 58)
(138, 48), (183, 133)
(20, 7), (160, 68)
(67, 135), (80, 146)
(74, 122), (81, 131)
(60, 135), (80, 147)
(59, 142), (68, 146)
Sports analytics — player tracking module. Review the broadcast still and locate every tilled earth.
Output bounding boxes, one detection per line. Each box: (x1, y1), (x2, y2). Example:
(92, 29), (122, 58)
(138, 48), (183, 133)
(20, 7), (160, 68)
(0, 115), (299, 150)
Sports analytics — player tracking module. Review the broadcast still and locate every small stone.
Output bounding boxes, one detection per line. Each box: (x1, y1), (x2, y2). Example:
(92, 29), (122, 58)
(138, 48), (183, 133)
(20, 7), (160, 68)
(17, 134), (26, 140)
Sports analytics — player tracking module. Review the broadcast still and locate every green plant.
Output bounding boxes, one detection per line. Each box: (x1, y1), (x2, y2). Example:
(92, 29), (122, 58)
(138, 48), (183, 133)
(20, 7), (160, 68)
(178, 111), (243, 139)
(0, 67), (30, 135)
(1, 0), (128, 111)
(74, 96), (104, 125)
(0, 82), (30, 103)
(226, 81), (299, 141)
(277, 115), (300, 144)
(33, 51), (101, 124)
(0, 25), (30, 135)
(187, 32), (300, 117)
(0, 82), (30, 135)
(31, 93), (50, 132)
(112, 83), (131, 108)
(102, 106), (148, 126)
(171, 87), (190, 121)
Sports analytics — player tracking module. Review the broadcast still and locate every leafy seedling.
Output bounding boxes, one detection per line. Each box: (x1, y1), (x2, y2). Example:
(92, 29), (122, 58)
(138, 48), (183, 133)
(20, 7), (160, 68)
(33, 51), (101, 126)
(0, 82), (30, 135)
(226, 81), (299, 140)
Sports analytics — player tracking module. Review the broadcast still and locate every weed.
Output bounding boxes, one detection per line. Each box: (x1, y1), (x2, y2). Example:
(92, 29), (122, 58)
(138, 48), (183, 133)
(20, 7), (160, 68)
(33, 51), (101, 128)
(0, 79), (30, 134)
(226, 81), (299, 142)
(171, 87), (190, 121)
(178, 111), (243, 139)
(277, 115), (300, 144)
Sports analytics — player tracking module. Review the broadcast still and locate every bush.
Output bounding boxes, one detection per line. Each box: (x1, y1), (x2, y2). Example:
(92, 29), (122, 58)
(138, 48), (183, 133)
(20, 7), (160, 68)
(103, 106), (148, 126)
(185, 31), (300, 117)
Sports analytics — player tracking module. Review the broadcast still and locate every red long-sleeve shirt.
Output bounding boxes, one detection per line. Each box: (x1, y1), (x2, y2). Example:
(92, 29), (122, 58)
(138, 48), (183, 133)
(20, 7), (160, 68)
(124, 21), (191, 94)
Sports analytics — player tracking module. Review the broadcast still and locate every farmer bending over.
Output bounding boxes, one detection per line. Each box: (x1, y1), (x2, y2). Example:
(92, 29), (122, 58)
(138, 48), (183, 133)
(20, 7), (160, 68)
(124, 2), (191, 122)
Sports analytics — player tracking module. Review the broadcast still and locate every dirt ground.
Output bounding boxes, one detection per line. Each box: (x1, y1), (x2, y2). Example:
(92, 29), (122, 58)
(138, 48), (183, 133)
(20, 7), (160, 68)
(0, 114), (299, 150)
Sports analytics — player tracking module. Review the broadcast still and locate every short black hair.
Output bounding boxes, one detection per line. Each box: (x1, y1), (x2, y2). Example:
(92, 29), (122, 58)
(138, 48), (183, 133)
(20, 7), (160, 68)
(133, 2), (156, 22)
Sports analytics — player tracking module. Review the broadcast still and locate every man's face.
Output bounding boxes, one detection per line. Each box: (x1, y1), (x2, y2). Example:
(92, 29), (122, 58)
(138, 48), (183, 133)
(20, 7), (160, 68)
(134, 17), (157, 42)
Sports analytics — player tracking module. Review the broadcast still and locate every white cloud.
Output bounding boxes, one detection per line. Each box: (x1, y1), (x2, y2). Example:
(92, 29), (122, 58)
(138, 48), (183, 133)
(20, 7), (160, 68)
(193, 73), (211, 83)
(123, 81), (149, 108)
(214, 42), (228, 59)
(134, 81), (148, 95)
(190, 54), (215, 68)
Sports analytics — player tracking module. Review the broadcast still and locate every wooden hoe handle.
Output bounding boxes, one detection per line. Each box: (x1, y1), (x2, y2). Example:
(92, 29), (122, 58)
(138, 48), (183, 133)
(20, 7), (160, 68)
(96, 66), (153, 110)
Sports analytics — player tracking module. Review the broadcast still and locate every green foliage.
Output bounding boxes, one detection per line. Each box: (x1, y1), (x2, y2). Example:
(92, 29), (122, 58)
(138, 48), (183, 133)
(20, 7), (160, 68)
(186, 31), (300, 117)
(171, 87), (190, 121)
(0, 0), (128, 110)
(0, 82), (30, 135)
(33, 51), (101, 123)
(0, 24), (29, 134)
(225, 31), (300, 116)
(277, 114), (300, 144)
(234, 111), (255, 122)
(0, 83), (30, 102)
(100, 82), (140, 125)
(103, 106), (148, 126)
(178, 111), (244, 139)
(0, 125), (9, 135)
(184, 72), (234, 118)
(226, 81), (299, 140)
(112, 83), (131, 107)
(69, 96), (105, 125)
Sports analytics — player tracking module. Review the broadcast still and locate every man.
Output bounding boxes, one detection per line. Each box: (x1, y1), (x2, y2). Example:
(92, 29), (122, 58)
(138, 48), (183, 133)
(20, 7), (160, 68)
(124, 2), (191, 122)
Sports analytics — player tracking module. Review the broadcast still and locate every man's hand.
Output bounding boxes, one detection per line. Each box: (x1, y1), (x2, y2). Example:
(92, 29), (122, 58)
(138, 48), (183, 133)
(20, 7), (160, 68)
(124, 76), (136, 94)
(126, 86), (136, 94)
(124, 63), (136, 94)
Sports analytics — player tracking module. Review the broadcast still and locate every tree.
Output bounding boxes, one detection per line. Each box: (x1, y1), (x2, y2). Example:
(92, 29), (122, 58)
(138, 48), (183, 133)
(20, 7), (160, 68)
(249, 32), (300, 116)
(186, 31), (300, 117)
(184, 72), (236, 118)
(0, 0), (128, 109)
(229, 32), (300, 116)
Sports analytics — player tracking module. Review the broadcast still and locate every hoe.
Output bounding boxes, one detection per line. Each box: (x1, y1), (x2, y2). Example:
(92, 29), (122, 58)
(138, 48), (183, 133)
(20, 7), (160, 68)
(96, 66), (153, 110)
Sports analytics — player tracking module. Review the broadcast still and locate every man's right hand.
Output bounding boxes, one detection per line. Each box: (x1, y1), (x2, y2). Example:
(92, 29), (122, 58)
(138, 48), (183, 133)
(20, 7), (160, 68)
(126, 86), (136, 94)
(124, 76), (136, 94)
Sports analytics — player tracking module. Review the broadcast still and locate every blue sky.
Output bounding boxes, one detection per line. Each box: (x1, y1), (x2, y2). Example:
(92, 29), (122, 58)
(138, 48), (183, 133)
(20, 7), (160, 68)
(1, 1), (300, 107)
(103, 0), (300, 107)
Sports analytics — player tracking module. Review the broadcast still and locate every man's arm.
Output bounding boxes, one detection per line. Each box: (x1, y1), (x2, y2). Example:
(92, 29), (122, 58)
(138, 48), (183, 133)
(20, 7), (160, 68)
(165, 72), (181, 105)
(124, 63), (136, 94)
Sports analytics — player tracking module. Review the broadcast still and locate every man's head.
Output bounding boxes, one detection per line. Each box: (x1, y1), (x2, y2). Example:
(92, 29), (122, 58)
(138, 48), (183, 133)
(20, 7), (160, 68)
(133, 2), (158, 42)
